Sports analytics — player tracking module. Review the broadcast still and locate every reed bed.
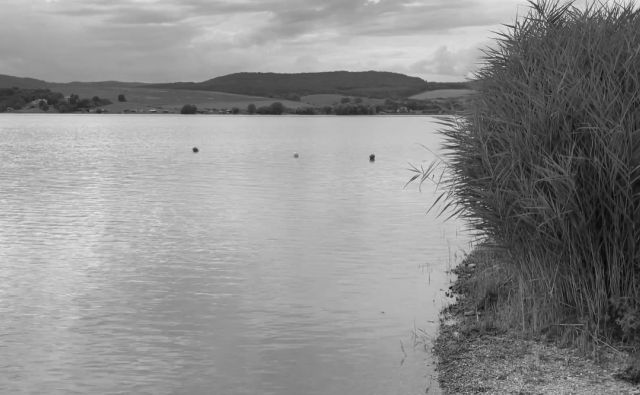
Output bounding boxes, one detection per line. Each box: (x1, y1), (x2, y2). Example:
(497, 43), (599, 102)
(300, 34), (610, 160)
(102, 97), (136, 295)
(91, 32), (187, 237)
(420, 0), (640, 346)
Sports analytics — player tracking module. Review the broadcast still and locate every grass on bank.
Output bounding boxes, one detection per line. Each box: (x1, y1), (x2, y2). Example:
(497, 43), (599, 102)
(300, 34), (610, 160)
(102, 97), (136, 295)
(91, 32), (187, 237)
(411, 0), (640, 372)
(435, 245), (640, 392)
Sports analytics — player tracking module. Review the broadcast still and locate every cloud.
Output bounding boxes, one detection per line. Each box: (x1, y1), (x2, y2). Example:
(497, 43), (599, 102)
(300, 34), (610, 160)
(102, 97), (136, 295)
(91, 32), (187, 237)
(238, 0), (508, 46)
(409, 45), (485, 79)
(0, 0), (526, 82)
(294, 55), (323, 72)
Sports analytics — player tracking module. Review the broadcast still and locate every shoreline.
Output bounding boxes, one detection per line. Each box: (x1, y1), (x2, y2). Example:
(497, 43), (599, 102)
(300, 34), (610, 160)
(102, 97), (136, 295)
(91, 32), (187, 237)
(1, 109), (453, 116)
(434, 246), (640, 394)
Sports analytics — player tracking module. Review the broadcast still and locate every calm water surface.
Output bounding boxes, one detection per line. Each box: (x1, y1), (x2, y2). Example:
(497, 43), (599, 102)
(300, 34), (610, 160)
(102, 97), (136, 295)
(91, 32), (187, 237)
(0, 114), (468, 395)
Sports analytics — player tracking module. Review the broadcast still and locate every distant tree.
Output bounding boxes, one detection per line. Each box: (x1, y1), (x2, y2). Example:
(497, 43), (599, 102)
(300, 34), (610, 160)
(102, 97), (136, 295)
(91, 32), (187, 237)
(46, 92), (64, 106)
(87, 96), (112, 108)
(56, 102), (74, 113)
(231, 107), (240, 114)
(285, 93), (301, 101)
(0, 87), (75, 112)
(69, 94), (79, 105)
(295, 107), (316, 115)
(334, 103), (375, 115)
(247, 103), (256, 114)
(384, 98), (398, 112)
(2, 96), (26, 111)
(77, 98), (92, 109)
(181, 104), (198, 114)
(340, 97), (351, 104)
(354, 97), (363, 104)
(256, 102), (285, 115)
(269, 101), (284, 115)
(118, 94), (127, 102)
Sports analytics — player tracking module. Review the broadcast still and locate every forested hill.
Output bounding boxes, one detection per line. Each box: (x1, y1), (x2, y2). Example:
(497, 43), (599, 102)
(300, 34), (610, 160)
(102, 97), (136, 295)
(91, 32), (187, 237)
(0, 74), (48, 89)
(145, 71), (429, 100)
(0, 74), (143, 90)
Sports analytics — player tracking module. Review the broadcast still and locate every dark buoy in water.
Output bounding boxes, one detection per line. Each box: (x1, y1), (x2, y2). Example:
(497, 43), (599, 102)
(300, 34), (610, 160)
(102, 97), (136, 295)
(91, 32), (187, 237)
(293, 152), (299, 158)
(192, 147), (199, 153)
(369, 153), (375, 162)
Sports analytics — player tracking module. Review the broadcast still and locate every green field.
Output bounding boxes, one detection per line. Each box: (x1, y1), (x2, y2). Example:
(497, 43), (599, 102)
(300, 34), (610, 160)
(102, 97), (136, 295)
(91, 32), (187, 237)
(48, 83), (305, 113)
(408, 89), (475, 100)
(300, 94), (385, 107)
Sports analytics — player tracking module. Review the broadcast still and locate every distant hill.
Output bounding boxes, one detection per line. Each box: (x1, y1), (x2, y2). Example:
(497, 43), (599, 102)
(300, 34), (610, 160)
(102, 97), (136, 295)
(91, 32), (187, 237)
(0, 74), (151, 91)
(0, 72), (475, 114)
(0, 74), (49, 89)
(146, 71), (429, 100)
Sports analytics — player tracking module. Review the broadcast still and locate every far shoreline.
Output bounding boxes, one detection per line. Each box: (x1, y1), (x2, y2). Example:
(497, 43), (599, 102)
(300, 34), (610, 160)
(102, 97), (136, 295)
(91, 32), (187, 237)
(1, 109), (457, 117)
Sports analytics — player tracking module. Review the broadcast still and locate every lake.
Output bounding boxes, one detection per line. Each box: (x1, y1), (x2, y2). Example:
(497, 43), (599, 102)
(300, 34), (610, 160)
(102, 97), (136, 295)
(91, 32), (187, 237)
(0, 114), (468, 395)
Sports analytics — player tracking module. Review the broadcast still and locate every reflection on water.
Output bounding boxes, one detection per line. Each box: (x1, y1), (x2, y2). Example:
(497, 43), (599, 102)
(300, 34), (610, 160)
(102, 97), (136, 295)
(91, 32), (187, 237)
(0, 114), (467, 395)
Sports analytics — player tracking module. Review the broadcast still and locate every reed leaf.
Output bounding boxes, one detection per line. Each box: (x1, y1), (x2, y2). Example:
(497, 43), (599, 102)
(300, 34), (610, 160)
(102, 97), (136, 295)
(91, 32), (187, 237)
(410, 0), (640, 345)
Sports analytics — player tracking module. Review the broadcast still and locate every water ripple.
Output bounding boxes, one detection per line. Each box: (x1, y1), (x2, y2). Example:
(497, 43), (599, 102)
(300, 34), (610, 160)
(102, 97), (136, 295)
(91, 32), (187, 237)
(0, 114), (468, 395)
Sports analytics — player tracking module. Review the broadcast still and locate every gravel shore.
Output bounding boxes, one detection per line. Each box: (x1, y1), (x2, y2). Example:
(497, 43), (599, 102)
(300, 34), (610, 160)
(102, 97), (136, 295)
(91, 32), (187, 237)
(433, 248), (640, 395)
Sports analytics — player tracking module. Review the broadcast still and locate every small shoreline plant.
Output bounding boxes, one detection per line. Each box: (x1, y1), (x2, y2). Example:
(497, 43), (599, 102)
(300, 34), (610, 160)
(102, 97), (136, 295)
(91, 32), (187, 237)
(413, 0), (640, 351)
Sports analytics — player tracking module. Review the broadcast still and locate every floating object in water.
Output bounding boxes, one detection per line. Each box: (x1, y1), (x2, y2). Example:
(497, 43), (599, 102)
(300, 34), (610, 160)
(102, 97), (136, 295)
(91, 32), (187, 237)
(293, 152), (299, 158)
(192, 147), (199, 153)
(369, 153), (375, 162)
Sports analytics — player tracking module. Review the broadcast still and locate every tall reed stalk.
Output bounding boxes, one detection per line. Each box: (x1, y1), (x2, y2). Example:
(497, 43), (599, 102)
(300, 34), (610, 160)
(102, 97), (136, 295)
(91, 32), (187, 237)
(426, 0), (640, 343)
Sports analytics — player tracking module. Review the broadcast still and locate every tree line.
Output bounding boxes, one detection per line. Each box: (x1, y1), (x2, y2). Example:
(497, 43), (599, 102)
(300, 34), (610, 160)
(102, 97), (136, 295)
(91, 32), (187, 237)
(0, 87), (112, 113)
(178, 97), (467, 116)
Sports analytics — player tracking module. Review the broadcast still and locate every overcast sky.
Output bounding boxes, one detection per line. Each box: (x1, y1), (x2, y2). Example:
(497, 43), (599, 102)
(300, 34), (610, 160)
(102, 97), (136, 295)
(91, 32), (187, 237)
(0, 0), (532, 83)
